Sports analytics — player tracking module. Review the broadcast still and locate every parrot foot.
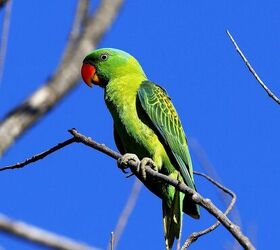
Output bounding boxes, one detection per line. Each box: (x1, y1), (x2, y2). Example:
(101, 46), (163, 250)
(117, 153), (140, 174)
(139, 157), (158, 180)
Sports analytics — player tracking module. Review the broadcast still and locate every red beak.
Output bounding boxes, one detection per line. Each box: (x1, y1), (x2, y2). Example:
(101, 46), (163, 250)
(81, 63), (96, 87)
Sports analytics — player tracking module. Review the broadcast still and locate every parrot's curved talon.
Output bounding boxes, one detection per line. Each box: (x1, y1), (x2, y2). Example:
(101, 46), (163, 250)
(139, 157), (158, 180)
(117, 153), (140, 174)
(117, 158), (129, 173)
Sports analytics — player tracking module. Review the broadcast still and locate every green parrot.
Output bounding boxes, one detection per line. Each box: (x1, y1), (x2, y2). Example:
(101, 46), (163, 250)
(81, 48), (200, 249)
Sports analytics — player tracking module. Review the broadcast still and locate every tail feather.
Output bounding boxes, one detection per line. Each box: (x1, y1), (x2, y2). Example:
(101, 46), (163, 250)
(162, 189), (184, 250)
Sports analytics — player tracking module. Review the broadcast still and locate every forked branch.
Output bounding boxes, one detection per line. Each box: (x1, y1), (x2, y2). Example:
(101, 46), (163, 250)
(0, 129), (255, 250)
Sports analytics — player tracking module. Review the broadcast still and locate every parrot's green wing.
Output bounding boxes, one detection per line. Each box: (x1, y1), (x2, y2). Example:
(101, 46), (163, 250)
(137, 81), (196, 190)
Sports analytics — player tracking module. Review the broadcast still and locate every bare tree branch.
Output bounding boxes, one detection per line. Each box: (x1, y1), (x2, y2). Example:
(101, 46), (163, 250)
(0, 0), (124, 156)
(111, 179), (142, 249)
(227, 30), (280, 105)
(61, 0), (90, 66)
(0, 0), (12, 87)
(180, 171), (236, 249)
(0, 129), (255, 250)
(69, 0), (90, 43)
(0, 214), (98, 250)
(109, 232), (115, 250)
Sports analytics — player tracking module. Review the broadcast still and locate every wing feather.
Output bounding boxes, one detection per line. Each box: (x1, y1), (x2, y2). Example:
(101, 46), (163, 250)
(137, 81), (196, 190)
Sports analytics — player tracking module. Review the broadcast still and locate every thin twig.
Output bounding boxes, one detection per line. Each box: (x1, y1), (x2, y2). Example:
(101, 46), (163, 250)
(111, 179), (142, 249)
(0, 129), (256, 250)
(180, 171), (236, 249)
(0, 0), (12, 87)
(110, 232), (115, 250)
(0, 137), (76, 172)
(227, 30), (280, 105)
(0, 214), (98, 250)
(0, 0), (124, 155)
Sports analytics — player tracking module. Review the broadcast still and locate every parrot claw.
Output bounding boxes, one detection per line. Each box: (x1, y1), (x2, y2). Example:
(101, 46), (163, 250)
(138, 157), (158, 180)
(117, 153), (140, 175)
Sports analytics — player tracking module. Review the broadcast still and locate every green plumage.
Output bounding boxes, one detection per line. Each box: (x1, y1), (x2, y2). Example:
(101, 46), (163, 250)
(83, 48), (200, 249)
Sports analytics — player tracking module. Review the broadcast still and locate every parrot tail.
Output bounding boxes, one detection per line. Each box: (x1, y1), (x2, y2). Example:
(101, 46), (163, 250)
(162, 189), (184, 250)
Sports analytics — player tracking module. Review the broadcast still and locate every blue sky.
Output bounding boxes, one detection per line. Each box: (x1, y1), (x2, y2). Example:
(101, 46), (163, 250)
(0, 1), (279, 249)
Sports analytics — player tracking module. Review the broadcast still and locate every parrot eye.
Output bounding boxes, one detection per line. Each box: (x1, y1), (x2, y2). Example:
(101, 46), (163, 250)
(100, 53), (109, 61)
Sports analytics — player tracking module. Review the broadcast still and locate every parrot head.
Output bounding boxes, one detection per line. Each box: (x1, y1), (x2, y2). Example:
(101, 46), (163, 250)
(81, 48), (145, 87)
